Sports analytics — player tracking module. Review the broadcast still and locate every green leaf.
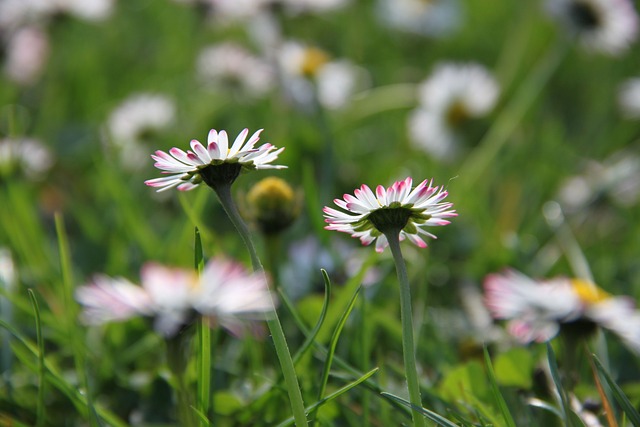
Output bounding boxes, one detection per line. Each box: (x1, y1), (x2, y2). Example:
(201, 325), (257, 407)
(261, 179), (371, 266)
(593, 354), (640, 426)
(212, 392), (245, 416)
(438, 360), (491, 404)
(493, 347), (533, 389)
(483, 347), (516, 427)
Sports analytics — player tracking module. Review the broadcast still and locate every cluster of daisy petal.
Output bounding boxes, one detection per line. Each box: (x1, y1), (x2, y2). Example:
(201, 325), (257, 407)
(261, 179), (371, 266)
(323, 177), (457, 253)
(76, 258), (274, 337)
(484, 269), (640, 353)
(145, 128), (286, 192)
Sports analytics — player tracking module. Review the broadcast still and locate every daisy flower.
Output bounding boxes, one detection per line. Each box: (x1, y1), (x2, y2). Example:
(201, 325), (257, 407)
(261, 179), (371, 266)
(0, 137), (53, 180)
(545, 0), (638, 56)
(107, 93), (176, 170)
(376, 0), (462, 38)
(4, 26), (50, 86)
(618, 77), (640, 119)
(408, 62), (500, 160)
(484, 269), (640, 353)
(145, 128), (286, 192)
(76, 258), (274, 337)
(323, 177), (457, 253)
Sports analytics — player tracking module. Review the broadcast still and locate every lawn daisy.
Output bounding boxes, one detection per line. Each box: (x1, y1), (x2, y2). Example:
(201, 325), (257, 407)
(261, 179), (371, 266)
(408, 62), (499, 160)
(4, 26), (50, 86)
(196, 42), (274, 98)
(145, 128), (286, 192)
(323, 177), (457, 253)
(545, 0), (638, 56)
(0, 137), (53, 180)
(618, 77), (640, 119)
(484, 270), (640, 353)
(107, 93), (176, 170)
(76, 258), (274, 337)
(376, 0), (462, 38)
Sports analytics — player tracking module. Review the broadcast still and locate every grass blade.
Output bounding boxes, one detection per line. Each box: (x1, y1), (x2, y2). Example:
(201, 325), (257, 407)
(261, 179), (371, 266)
(293, 269), (332, 365)
(27, 289), (46, 427)
(546, 342), (580, 427)
(311, 285), (361, 423)
(483, 347), (516, 427)
(194, 227), (211, 426)
(276, 367), (380, 427)
(592, 354), (640, 426)
(380, 392), (459, 427)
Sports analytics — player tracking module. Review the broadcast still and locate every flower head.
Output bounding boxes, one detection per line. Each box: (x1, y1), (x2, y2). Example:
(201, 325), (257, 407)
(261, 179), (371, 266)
(244, 176), (301, 235)
(76, 258), (274, 337)
(546, 0), (638, 56)
(484, 269), (640, 353)
(323, 177), (457, 253)
(409, 62), (499, 160)
(145, 128), (286, 192)
(376, 0), (462, 38)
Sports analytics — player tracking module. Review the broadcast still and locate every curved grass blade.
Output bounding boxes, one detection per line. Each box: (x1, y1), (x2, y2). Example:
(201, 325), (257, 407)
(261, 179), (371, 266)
(380, 392), (459, 427)
(483, 347), (516, 427)
(310, 286), (361, 424)
(293, 269), (332, 365)
(592, 354), (640, 426)
(276, 367), (379, 427)
(527, 398), (563, 419)
(27, 289), (45, 427)
(546, 343), (582, 427)
(194, 227), (211, 426)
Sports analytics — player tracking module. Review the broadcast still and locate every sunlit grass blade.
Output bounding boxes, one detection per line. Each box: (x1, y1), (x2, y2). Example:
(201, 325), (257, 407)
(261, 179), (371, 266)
(546, 343), (580, 427)
(310, 285), (361, 424)
(527, 398), (563, 419)
(592, 354), (640, 426)
(380, 392), (458, 427)
(293, 269), (332, 365)
(0, 319), (128, 427)
(276, 367), (379, 427)
(194, 227), (211, 426)
(587, 352), (618, 427)
(27, 289), (45, 427)
(483, 347), (516, 427)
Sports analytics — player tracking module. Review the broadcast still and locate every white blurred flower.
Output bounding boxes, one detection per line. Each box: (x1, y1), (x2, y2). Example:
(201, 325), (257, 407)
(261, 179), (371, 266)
(0, 0), (53, 32)
(53, 0), (115, 21)
(76, 259), (274, 337)
(618, 77), (640, 119)
(207, 0), (272, 21)
(376, 0), (462, 38)
(546, 0), (638, 56)
(278, 41), (366, 110)
(408, 62), (499, 160)
(484, 270), (640, 353)
(107, 93), (176, 170)
(0, 248), (16, 292)
(4, 26), (50, 86)
(196, 42), (274, 97)
(281, 0), (350, 14)
(558, 149), (640, 211)
(0, 137), (53, 179)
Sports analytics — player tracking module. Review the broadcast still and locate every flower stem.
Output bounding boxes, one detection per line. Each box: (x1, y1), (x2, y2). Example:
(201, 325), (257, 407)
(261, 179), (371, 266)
(213, 183), (309, 427)
(385, 230), (426, 427)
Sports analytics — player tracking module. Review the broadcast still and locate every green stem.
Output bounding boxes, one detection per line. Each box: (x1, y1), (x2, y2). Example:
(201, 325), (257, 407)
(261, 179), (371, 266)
(385, 231), (426, 427)
(167, 334), (195, 427)
(213, 184), (309, 427)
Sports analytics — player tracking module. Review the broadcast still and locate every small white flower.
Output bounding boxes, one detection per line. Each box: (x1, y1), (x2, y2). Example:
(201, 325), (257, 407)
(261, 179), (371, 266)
(546, 0), (639, 56)
(196, 42), (274, 97)
(76, 259), (274, 337)
(145, 128), (286, 192)
(0, 137), (53, 179)
(4, 26), (50, 85)
(408, 62), (499, 160)
(484, 269), (640, 353)
(53, 0), (115, 21)
(280, 0), (350, 14)
(324, 177), (457, 253)
(278, 41), (365, 110)
(376, 0), (462, 38)
(106, 93), (176, 170)
(618, 77), (640, 119)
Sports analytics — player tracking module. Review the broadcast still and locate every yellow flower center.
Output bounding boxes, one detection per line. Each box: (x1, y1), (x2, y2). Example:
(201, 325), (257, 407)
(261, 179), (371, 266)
(301, 48), (330, 77)
(570, 278), (610, 305)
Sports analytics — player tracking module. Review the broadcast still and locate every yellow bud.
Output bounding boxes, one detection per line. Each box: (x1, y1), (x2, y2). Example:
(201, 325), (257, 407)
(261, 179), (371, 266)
(245, 177), (300, 235)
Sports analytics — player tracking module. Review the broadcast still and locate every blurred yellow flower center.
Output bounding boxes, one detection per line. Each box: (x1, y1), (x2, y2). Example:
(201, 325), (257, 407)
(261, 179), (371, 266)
(571, 278), (610, 304)
(301, 48), (330, 77)
(246, 177), (299, 234)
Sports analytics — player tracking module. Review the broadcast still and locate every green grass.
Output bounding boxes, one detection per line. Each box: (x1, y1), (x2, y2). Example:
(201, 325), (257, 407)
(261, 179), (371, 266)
(2, 1), (640, 426)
